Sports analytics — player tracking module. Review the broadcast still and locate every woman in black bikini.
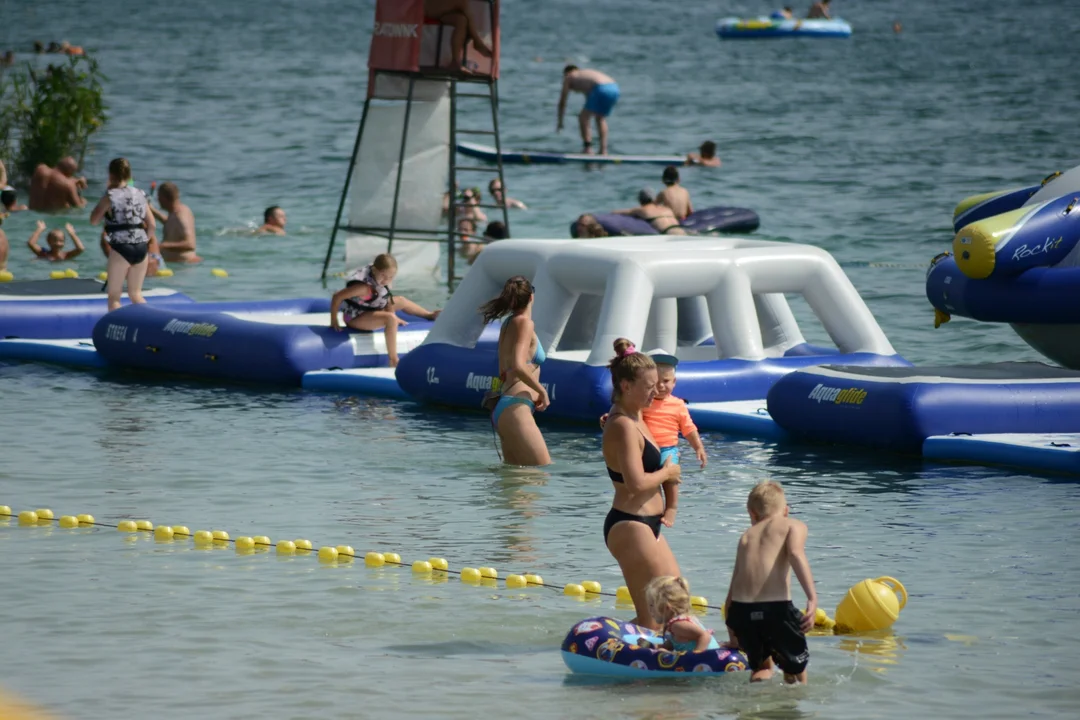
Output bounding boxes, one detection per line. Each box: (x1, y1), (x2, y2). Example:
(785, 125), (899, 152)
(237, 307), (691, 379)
(601, 337), (682, 629)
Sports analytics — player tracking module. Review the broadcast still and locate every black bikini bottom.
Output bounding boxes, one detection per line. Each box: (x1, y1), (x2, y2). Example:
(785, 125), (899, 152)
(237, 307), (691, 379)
(603, 507), (662, 547)
(109, 241), (148, 265)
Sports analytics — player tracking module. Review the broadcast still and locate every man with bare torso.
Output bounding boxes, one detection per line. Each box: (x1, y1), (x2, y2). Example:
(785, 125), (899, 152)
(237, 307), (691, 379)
(615, 189), (686, 235)
(149, 182), (201, 263)
(28, 157), (87, 212)
(724, 481), (817, 684)
(656, 166), (693, 221)
(557, 66), (620, 155)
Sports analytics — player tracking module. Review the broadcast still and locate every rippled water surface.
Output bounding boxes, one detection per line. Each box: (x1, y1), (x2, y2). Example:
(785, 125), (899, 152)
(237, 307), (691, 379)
(2, 0), (1080, 718)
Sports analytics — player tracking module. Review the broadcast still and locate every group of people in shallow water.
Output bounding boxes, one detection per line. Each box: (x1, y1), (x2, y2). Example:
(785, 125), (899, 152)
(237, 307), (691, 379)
(0, 155), (292, 290)
(327, 270), (819, 682)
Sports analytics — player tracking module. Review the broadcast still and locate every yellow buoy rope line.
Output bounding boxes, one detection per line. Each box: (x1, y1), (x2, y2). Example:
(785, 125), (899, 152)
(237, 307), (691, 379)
(0, 504), (723, 612)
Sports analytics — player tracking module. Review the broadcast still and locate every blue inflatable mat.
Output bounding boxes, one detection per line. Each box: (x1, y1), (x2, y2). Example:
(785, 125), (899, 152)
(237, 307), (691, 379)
(768, 362), (1080, 453)
(0, 338), (104, 368)
(302, 368), (409, 399)
(457, 141), (685, 166)
(924, 433), (1080, 475)
(689, 400), (787, 440)
(92, 303), (432, 386)
(571, 206), (760, 237)
(716, 17), (853, 39)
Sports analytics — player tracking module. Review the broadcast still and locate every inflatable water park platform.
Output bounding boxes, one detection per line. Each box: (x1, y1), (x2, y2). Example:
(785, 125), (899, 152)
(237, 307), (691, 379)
(715, 16), (853, 39)
(572, 207), (760, 237)
(457, 142), (686, 167)
(395, 235), (908, 422)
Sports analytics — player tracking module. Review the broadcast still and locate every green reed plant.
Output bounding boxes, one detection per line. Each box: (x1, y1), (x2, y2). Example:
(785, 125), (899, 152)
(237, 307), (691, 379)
(0, 54), (108, 183)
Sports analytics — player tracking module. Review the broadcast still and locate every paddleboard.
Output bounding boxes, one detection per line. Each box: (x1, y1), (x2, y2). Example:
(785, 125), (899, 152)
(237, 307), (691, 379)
(457, 142), (686, 166)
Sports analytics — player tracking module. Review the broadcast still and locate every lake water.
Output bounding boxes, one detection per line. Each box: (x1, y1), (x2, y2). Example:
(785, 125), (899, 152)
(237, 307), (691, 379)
(2, 0), (1079, 717)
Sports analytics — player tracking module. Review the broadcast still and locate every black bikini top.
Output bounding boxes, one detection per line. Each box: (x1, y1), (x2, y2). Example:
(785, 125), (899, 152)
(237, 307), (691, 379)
(607, 430), (662, 484)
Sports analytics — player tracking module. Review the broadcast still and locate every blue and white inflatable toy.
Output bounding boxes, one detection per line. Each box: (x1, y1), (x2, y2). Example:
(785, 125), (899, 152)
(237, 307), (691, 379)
(715, 17), (852, 39)
(396, 236), (907, 424)
(561, 617), (747, 677)
(571, 206), (760, 237)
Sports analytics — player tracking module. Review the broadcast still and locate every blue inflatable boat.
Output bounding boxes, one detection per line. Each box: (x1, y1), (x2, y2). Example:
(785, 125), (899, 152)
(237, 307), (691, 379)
(395, 236), (906, 423)
(92, 302), (433, 385)
(715, 17), (852, 39)
(562, 617), (747, 678)
(0, 278), (192, 339)
(572, 207), (760, 237)
(457, 141), (686, 167)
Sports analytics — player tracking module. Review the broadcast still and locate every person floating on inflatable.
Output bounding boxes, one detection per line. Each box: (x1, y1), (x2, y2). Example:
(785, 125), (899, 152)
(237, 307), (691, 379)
(640, 576), (730, 652)
(770, 6), (794, 19)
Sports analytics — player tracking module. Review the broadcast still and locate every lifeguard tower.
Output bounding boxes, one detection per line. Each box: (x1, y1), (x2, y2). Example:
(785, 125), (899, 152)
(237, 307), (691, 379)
(321, 0), (511, 286)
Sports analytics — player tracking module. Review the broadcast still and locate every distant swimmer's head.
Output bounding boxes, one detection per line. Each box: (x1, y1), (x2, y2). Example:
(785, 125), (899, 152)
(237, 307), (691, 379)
(264, 205), (287, 229)
(371, 252), (398, 287)
(478, 275), (534, 324)
(563, 64), (578, 76)
(34, 41), (45, 53)
(747, 480), (788, 523)
(608, 337), (657, 407)
(483, 221), (508, 241)
(107, 157), (131, 187)
(700, 141), (717, 159)
(638, 188), (655, 206)
(158, 181), (179, 209)
(662, 166), (680, 186)
(47, 229), (65, 250)
(58, 156), (80, 177)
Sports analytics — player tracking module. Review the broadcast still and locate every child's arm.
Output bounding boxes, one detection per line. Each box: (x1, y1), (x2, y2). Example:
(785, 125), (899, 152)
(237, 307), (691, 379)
(669, 619), (713, 653)
(329, 283), (374, 330)
(63, 223), (85, 259)
(787, 520), (817, 632)
(678, 403), (707, 468)
(660, 480), (679, 528)
(26, 221), (47, 257)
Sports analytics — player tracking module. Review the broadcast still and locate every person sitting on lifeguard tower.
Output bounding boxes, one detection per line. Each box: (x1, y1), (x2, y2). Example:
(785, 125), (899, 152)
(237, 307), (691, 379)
(424, 0), (492, 73)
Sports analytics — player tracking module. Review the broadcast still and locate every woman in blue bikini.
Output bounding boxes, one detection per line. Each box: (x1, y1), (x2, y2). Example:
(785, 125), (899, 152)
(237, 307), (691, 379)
(478, 276), (551, 466)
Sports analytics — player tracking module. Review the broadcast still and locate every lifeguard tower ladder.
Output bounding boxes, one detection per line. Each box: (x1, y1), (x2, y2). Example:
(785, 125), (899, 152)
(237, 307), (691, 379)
(321, 0), (510, 286)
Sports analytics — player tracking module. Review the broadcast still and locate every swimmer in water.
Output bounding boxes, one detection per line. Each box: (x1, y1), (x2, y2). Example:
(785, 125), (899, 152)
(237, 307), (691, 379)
(330, 253), (441, 367)
(255, 205), (287, 235)
(27, 220), (85, 261)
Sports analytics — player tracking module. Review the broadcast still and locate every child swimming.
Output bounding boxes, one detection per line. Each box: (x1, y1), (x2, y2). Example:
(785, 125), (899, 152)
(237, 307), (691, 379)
(330, 253), (441, 367)
(724, 480), (817, 684)
(642, 576), (721, 652)
(27, 220), (85, 261)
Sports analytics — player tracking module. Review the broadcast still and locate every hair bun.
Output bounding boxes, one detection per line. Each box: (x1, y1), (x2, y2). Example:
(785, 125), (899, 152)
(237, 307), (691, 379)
(612, 337), (634, 357)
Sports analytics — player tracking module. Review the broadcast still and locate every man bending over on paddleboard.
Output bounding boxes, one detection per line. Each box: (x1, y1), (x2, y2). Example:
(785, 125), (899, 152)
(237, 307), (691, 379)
(557, 66), (619, 156)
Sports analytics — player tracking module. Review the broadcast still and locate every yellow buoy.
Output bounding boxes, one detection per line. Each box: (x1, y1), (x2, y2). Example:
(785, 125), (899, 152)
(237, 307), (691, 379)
(18, 510), (38, 525)
(193, 530), (214, 546)
(49, 270), (66, 280)
(0, 506), (11, 516)
(428, 557), (449, 571)
(411, 560), (433, 574)
(460, 567), (482, 583)
(97, 271), (108, 282)
(564, 583), (585, 597)
(117, 520), (138, 533)
(524, 574), (544, 586)
(35, 509), (54, 521)
(479, 567), (498, 579)
(276, 540), (297, 555)
(252, 535), (272, 547)
(318, 546), (339, 563)
(0, 270), (14, 282)
(171, 525), (191, 537)
(63, 268), (78, 278)
(690, 595), (708, 608)
(211, 268), (228, 278)
(615, 586), (632, 603)
(154, 525), (174, 542)
(58, 515), (79, 528)
(235, 537), (255, 552)
(581, 581), (601, 594)
(505, 574), (527, 589)
(294, 539), (313, 552)
(156, 268), (174, 278)
(336, 545), (355, 560)
(135, 520), (153, 531)
(211, 530), (230, 543)
(835, 577), (908, 632)
(365, 552), (385, 567)
(383, 552), (402, 564)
